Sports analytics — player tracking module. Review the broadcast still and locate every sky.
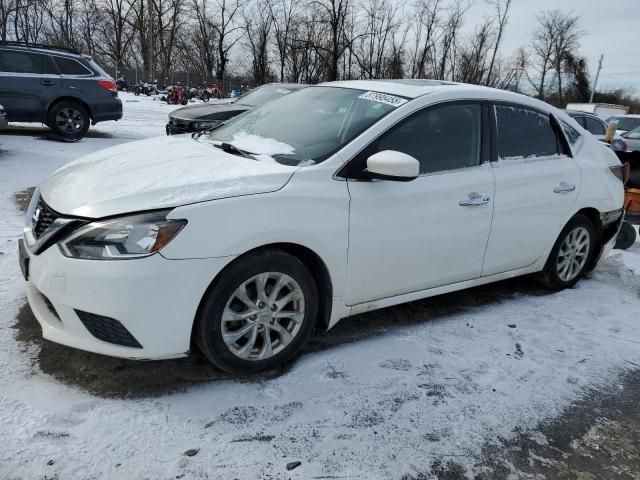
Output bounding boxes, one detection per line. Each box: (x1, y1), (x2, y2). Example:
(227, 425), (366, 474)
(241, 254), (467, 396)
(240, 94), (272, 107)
(463, 0), (639, 93)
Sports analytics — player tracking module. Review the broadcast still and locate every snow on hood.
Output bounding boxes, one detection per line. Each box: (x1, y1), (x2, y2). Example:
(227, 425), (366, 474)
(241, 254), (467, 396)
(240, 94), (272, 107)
(39, 135), (298, 218)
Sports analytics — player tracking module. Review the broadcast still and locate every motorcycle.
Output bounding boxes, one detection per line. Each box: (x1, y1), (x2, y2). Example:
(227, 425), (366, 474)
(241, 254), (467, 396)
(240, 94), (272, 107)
(134, 81), (159, 96)
(166, 84), (189, 105)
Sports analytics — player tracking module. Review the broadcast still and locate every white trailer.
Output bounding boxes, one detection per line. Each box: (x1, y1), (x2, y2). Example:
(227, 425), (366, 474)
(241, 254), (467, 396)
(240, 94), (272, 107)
(566, 103), (629, 120)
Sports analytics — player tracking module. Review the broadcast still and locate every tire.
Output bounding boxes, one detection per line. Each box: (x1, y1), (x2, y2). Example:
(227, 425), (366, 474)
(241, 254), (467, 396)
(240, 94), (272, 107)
(615, 221), (637, 250)
(194, 249), (319, 374)
(539, 214), (597, 290)
(47, 101), (90, 139)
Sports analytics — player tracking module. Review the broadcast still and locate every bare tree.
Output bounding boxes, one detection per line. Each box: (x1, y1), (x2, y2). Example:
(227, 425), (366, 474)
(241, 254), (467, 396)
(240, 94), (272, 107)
(267, 0), (296, 82)
(484, 0), (512, 86)
(309, 0), (354, 81)
(211, 0), (244, 83)
(243, 0), (272, 84)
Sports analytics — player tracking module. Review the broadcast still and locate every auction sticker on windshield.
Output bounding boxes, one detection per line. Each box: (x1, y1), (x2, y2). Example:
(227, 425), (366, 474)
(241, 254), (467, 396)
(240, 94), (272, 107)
(359, 91), (408, 107)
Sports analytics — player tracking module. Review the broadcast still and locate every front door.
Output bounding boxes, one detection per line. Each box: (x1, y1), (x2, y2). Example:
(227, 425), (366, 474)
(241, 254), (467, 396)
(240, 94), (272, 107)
(345, 102), (495, 306)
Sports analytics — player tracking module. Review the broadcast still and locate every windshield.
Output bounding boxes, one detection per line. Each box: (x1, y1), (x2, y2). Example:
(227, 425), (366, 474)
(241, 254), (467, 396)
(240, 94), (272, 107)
(236, 84), (299, 107)
(608, 116), (640, 132)
(209, 86), (404, 165)
(624, 126), (640, 139)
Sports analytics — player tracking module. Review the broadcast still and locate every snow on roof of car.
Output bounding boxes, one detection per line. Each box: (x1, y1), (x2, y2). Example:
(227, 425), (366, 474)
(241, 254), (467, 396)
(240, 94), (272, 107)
(318, 78), (518, 100)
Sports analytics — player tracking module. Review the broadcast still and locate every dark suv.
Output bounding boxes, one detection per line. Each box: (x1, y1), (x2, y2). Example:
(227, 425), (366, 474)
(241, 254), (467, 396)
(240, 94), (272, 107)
(0, 41), (122, 139)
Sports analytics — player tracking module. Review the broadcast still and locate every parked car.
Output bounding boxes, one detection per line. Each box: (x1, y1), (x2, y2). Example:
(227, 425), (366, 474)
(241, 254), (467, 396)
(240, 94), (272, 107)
(566, 110), (608, 141)
(166, 83), (305, 135)
(0, 41), (122, 139)
(606, 114), (640, 135)
(20, 80), (624, 373)
(622, 126), (640, 152)
(0, 104), (7, 129)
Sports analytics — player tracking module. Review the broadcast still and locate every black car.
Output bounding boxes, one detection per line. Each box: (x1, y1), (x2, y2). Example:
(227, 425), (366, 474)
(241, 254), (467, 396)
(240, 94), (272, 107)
(0, 41), (122, 139)
(166, 83), (305, 135)
(565, 110), (608, 141)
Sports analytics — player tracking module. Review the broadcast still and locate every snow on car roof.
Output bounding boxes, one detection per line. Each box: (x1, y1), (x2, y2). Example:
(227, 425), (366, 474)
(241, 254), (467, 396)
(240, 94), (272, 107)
(317, 79), (531, 103)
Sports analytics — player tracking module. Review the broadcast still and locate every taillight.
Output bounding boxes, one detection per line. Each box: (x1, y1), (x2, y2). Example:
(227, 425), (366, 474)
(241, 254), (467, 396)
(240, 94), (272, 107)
(610, 163), (630, 184)
(97, 80), (117, 92)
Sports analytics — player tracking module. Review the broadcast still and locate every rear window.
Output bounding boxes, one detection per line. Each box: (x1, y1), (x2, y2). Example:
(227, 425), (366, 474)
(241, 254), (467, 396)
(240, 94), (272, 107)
(54, 56), (92, 75)
(496, 105), (561, 159)
(0, 50), (57, 74)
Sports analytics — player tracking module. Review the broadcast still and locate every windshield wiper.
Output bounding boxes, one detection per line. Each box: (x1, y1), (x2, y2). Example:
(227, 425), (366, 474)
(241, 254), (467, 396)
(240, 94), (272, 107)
(213, 142), (255, 159)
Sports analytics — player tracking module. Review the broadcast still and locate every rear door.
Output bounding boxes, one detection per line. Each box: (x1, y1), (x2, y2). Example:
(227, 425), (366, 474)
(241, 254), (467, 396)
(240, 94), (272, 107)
(0, 49), (60, 121)
(482, 104), (580, 276)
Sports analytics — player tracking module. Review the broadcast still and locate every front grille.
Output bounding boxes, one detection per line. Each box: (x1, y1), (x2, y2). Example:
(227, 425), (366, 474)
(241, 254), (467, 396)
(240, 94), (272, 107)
(33, 197), (59, 239)
(75, 310), (143, 348)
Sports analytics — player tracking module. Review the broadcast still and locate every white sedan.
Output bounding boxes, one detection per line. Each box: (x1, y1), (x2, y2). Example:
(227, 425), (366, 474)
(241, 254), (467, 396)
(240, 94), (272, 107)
(19, 80), (625, 373)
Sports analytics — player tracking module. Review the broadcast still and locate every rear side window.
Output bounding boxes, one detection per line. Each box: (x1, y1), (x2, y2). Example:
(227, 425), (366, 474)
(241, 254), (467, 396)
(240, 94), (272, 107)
(0, 50), (53, 74)
(584, 117), (606, 135)
(54, 57), (92, 75)
(496, 105), (561, 159)
(376, 103), (482, 174)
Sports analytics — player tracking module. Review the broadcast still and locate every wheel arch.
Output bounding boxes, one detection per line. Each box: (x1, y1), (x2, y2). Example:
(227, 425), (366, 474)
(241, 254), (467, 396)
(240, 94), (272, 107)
(46, 96), (94, 122)
(191, 242), (334, 347)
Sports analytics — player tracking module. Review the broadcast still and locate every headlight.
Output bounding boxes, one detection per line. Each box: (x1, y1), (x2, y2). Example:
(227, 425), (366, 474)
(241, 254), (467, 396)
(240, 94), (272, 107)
(59, 210), (186, 260)
(192, 120), (222, 130)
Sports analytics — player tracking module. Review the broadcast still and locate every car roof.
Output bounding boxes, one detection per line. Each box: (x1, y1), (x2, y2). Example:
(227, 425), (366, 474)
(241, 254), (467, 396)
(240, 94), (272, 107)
(261, 83), (306, 90)
(609, 114), (640, 118)
(318, 79), (463, 99)
(0, 41), (83, 59)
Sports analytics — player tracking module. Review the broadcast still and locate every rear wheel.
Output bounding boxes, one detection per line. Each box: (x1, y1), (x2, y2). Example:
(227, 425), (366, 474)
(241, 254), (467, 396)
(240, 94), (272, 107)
(540, 215), (597, 290)
(47, 101), (90, 139)
(194, 250), (318, 374)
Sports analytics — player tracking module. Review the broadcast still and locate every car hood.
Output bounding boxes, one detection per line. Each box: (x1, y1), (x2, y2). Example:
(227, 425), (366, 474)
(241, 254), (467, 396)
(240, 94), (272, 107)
(39, 135), (298, 218)
(170, 102), (250, 121)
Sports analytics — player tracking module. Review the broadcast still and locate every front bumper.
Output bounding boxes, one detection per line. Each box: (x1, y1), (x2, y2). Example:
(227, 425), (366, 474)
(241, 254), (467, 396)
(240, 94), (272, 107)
(21, 241), (233, 359)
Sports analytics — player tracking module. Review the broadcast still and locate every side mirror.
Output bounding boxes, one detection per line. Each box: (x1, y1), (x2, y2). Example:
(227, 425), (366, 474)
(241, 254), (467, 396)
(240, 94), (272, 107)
(365, 150), (420, 182)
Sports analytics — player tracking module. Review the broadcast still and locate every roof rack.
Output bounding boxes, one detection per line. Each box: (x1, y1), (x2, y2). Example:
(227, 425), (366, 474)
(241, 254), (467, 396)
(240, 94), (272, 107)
(0, 41), (81, 55)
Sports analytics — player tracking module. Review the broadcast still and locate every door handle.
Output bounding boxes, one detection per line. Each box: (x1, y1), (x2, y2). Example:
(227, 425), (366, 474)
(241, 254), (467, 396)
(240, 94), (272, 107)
(40, 80), (56, 86)
(459, 192), (491, 207)
(554, 182), (576, 194)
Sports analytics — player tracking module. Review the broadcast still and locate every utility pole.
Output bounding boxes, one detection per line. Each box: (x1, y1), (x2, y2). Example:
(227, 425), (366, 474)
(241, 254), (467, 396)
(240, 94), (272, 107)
(589, 54), (603, 103)
(148, 0), (154, 82)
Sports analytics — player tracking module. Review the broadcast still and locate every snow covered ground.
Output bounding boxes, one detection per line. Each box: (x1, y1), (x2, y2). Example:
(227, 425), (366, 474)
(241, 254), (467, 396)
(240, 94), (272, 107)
(1, 93), (640, 479)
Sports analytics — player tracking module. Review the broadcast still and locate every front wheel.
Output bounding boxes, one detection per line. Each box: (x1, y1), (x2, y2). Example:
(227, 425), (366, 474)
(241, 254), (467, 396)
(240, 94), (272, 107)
(540, 214), (597, 290)
(194, 250), (318, 374)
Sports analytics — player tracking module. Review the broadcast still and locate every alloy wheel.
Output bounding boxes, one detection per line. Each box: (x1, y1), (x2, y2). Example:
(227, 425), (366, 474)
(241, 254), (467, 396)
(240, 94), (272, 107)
(55, 108), (85, 135)
(556, 226), (590, 282)
(221, 272), (305, 361)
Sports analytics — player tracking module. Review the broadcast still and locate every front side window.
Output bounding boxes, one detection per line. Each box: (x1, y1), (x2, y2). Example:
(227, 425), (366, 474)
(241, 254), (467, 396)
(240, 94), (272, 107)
(0, 50), (47, 74)
(54, 57), (92, 75)
(208, 86), (401, 165)
(372, 103), (482, 174)
(496, 105), (561, 159)
(584, 117), (606, 135)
